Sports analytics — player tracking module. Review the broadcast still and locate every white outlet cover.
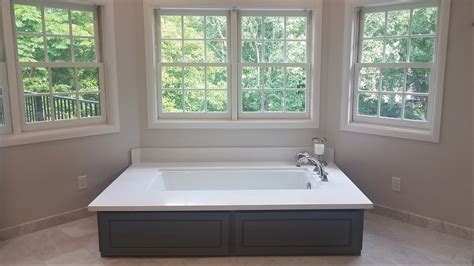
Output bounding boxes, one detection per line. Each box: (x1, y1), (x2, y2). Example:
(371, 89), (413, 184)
(392, 177), (401, 192)
(78, 176), (88, 190)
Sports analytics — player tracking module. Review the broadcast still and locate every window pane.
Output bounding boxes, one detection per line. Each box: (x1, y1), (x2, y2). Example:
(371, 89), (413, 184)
(47, 37), (72, 62)
(287, 41), (306, 63)
(161, 40), (182, 62)
(286, 91), (305, 112)
(264, 41), (284, 63)
(207, 67), (227, 90)
(385, 38), (408, 62)
(361, 39), (384, 63)
(183, 16), (204, 39)
(54, 94), (77, 120)
(24, 95), (52, 122)
(358, 93), (378, 116)
(264, 91), (284, 112)
(358, 67), (380, 92)
(287, 67), (306, 89)
(264, 17), (284, 40)
(380, 94), (402, 118)
(286, 17), (306, 40)
(363, 12), (385, 38)
(412, 7), (437, 35)
(162, 90), (183, 112)
(242, 41), (262, 63)
(381, 68), (404, 92)
(72, 10), (94, 37)
(184, 90), (205, 112)
(406, 68), (430, 93)
(183, 67), (205, 89)
(14, 5), (42, 33)
(52, 68), (74, 93)
(206, 16), (227, 39)
(17, 35), (45, 62)
(77, 68), (100, 92)
(387, 10), (410, 36)
(161, 16), (182, 39)
(162, 67), (183, 90)
(206, 41), (227, 63)
(45, 8), (70, 35)
(404, 95), (428, 121)
(21, 67), (49, 93)
(263, 67), (284, 89)
(242, 67), (261, 89)
(79, 93), (101, 118)
(242, 17), (262, 39)
(242, 91), (262, 112)
(183, 41), (205, 62)
(73, 38), (96, 62)
(410, 37), (435, 62)
(207, 91), (227, 112)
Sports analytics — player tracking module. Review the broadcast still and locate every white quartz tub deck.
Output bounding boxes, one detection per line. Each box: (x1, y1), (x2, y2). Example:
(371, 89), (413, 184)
(88, 162), (373, 212)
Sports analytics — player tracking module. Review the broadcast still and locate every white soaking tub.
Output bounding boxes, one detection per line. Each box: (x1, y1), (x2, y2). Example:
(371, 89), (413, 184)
(159, 168), (313, 191)
(89, 148), (373, 257)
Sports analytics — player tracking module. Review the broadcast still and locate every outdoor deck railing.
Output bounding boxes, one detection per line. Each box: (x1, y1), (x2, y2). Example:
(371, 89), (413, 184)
(24, 92), (100, 122)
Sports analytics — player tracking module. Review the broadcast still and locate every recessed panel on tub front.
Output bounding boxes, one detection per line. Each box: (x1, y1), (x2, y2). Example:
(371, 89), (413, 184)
(233, 210), (364, 256)
(98, 212), (230, 257)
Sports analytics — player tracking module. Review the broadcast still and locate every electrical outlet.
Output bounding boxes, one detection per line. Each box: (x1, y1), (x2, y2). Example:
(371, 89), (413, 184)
(78, 175), (88, 190)
(392, 177), (401, 192)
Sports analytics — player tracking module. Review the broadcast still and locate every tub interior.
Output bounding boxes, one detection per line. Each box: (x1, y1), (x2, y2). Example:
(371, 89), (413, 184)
(159, 169), (313, 191)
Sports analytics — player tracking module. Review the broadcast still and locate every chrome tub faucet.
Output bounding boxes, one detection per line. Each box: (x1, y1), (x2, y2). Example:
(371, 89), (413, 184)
(296, 152), (328, 182)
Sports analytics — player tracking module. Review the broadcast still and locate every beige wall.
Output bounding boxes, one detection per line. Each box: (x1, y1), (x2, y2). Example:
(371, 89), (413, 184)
(0, 0), (141, 228)
(322, 0), (472, 228)
(0, 0), (472, 229)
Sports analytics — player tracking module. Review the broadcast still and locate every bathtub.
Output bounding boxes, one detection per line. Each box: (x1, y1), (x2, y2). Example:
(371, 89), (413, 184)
(158, 168), (314, 190)
(89, 148), (372, 257)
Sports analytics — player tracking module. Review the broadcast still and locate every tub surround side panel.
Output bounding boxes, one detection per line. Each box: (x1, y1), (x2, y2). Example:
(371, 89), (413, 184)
(97, 210), (364, 257)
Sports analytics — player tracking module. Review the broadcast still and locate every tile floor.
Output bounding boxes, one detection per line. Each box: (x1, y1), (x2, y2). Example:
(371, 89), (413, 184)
(0, 213), (472, 265)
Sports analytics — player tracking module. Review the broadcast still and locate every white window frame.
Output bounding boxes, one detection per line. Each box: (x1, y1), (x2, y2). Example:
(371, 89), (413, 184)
(0, 3), (12, 134)
(144, 0), (322, 129)
(0, 0), (120, 147)
(340, 0), (451, 142)
(156, 9), (232, 119)
(238, 10), (312, 120)
(13, 0), (106, 131)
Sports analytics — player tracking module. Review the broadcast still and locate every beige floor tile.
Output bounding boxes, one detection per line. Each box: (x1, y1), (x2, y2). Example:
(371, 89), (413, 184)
(0, 213), (471, 266)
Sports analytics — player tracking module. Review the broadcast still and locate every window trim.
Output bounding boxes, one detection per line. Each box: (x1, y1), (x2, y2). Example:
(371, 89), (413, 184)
(0, 0), (120, 147)
(0, 62), (12, 134)
(340, 0), (451, 142)
(237, 10), (312, 119)
(156, 9), (232, 119)
(144, 0), (322, 129)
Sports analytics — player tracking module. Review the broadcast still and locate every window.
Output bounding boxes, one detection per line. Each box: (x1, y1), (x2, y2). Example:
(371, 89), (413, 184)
(239, 12), (310, 118)
(13, 2), (104, 130)
(341, 0), (450, 142)
(149, 7), (319, 128)
(0, 0), (119, 147)
(158, 11), (230, 118)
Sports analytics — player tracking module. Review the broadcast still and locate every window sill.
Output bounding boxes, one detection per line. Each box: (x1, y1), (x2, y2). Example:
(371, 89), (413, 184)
(0, 123), (120, 148)
(149, 119), (319, 129)
(340, 121), (439, 143)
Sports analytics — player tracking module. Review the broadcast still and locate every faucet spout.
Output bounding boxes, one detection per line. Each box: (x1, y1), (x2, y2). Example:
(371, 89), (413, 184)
(295, 152), (329, 182)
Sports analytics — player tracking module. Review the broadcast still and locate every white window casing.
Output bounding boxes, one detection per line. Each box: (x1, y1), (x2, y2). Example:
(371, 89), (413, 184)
(340, 0), (451, 142)
(144, 0), (322, 129)
(0, 0), (120, 147)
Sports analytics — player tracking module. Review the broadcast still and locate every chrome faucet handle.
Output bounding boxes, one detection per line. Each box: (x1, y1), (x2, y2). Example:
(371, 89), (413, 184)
(296, 152), (311, 160)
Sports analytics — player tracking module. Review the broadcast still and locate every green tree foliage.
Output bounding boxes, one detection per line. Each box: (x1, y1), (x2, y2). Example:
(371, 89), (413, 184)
(358, 7), (437, 121)
(14, 4), (100, 121)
